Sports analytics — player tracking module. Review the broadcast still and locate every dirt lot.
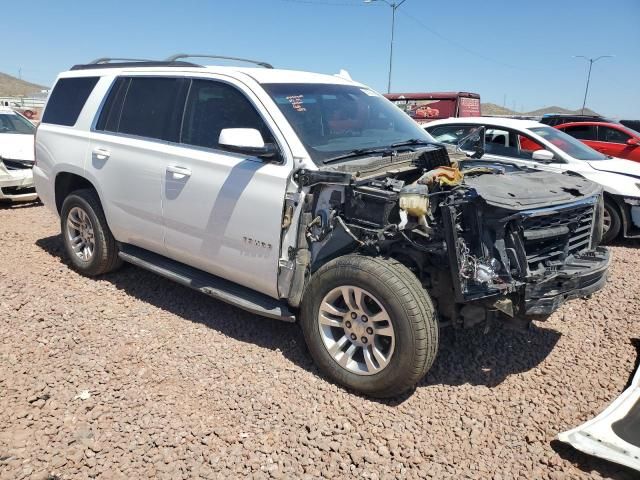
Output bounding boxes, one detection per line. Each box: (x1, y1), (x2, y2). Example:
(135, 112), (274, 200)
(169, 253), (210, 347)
(1, 203), (639, 480)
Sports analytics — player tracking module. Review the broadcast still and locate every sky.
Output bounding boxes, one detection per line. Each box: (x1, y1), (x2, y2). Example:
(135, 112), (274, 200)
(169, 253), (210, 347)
(3, 0), (639, 118)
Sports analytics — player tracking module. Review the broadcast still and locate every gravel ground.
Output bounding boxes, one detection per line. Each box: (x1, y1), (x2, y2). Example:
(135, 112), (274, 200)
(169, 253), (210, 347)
(1, 203), (639, 480)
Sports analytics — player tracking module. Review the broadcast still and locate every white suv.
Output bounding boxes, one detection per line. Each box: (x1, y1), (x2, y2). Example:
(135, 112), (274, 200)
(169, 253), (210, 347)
(35, 55), (609, 397)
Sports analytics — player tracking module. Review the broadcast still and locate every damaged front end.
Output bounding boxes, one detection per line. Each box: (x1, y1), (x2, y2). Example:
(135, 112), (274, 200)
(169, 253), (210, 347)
(292, 145), (609, 329)
(0, 157), (38, 202)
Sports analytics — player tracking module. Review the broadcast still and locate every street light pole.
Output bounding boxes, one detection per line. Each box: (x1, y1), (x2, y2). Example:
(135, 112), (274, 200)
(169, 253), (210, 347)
(365, 0), (408, 93)
(573, 55), (613, 115)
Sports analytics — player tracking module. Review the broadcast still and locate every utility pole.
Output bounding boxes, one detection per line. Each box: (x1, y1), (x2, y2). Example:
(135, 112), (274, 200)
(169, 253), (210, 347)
(573, 55), (613, 114)
(364, 0), (408, 93)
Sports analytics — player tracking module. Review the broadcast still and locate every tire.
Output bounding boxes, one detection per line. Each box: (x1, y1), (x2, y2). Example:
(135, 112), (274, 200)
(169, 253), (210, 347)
(60, 189), (122, 276)
(602, 198), (622, 244)
(300, 255), (438, 398)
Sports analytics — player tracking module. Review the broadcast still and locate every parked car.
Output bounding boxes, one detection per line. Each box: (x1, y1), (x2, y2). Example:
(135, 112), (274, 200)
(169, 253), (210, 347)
(425, 117), (640, 243)
(35, 56), (609, 397)
(538, 114), (612, 127)
(555, 121), (640, 163)
(0, 107), (38, 202)
(620, 119), (640, 132)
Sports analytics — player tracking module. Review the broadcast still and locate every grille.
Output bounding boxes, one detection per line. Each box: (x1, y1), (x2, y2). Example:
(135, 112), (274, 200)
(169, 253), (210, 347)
(520, 201), (595, 271)
(2, 159), (34, 170)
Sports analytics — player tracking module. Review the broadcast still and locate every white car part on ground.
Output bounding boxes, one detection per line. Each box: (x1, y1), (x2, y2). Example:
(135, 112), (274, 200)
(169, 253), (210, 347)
(558, 355), (640, 472)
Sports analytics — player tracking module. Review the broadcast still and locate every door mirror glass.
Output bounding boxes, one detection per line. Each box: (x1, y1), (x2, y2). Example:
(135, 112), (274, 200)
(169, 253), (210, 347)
(218, 128), (277, 158)
(457, 126), (485, 159)
(531, 149), (555, 162)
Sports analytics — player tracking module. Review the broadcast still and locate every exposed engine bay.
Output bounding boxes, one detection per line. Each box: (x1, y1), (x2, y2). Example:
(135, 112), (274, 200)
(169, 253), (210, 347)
(293, 145), (610, 328)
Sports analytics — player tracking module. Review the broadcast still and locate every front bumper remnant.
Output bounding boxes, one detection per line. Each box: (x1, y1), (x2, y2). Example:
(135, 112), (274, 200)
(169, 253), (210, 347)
(0, 163), (38, 202)
(524, 247), (610, 316)
(558, 348), (640, 472)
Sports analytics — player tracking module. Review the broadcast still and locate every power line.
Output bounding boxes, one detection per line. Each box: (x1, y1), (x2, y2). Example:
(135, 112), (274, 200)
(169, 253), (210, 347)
(397, 9), (519, 69)
(279, 0), (520, 69)
(278, 0), (368, 6)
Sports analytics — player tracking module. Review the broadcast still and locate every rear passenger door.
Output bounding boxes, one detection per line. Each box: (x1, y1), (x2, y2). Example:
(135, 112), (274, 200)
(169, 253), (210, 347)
(89, 76), (189, 253)
(161, 78), (291, 298)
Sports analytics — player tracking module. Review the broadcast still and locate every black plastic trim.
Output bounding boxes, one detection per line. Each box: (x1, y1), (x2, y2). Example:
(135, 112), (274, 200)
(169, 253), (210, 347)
(118, 244), (296, 322)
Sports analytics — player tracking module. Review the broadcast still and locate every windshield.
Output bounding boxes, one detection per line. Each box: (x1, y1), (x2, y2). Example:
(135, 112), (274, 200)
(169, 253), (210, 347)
(530, 126), (607, 161)
(263, 83), (437, 164)
(0, 113), (35, 134)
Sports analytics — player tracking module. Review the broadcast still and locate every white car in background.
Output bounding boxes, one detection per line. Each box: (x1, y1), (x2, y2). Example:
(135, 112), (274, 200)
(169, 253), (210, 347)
(0, 107), (38, 202)
(425, 117), (640, 243)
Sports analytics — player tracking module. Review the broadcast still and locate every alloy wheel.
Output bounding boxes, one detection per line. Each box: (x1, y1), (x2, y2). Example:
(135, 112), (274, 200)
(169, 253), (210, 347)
(66, 206), (95, 261)
(317, 286), (395, 376)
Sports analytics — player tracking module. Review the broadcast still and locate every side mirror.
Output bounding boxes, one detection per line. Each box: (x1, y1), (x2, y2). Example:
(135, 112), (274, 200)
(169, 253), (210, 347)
(626, 138), (640, 147)
(218, 128), (277, 158)
(532, 149), (555, 162)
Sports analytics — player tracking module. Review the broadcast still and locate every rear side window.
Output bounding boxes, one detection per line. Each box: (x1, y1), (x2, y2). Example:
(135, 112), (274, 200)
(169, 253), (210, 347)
(117, 77), (188, 142)
(427, 125), (476, 145)
(42, 77), (99, 126)
(563, 125), (597, 141)
(95, 77), (129, 133)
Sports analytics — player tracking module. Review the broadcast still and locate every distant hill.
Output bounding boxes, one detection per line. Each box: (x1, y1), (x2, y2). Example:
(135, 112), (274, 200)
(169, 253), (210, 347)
(524, 105), (600, 117)
(481, 102), (600, 117)
(0, 72), (47, 97)
(481, 103), (517, 116)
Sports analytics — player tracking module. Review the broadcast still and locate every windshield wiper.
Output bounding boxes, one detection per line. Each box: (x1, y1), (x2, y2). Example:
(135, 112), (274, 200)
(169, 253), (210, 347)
(389, 138), (434, 148)
(322, 140), (433, 164)
(323, 147), (394, 164)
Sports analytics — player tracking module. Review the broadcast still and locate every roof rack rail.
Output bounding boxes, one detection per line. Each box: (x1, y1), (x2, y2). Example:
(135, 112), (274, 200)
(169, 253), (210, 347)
(165, 53), (273, 69)
(89, 57), (156, 64)
(70, 57), (201, 71)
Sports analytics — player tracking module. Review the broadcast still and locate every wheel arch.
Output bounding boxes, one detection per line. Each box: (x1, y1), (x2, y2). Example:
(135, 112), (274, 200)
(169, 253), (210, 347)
(54, 172), (100, 215)
(604, 192), (632, 238)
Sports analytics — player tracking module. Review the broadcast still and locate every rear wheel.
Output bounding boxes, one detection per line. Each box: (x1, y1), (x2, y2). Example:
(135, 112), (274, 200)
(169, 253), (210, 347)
(60, 189), (122, 276)
(602, 198), (622, 244)
(300, 255), (438, 398)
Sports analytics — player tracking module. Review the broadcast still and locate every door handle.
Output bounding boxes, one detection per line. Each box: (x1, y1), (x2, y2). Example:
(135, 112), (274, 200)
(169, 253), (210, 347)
(92, 147), (111, 161)
(166, 165), (192, 178)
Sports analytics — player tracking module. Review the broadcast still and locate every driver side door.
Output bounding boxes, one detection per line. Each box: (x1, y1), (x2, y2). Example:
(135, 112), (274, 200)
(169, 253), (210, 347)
(161, 78), (291, 298)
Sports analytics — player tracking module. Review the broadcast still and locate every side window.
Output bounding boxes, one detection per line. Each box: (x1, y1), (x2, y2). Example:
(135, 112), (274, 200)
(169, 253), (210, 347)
(563, 125), (597, 140)
(180, 80), (274, 150)
(599, 126), (631, 144)
(42, 77), (99, 126)
(517, 135), (545, 159)
(117, 77), (188, 142)
(95, 77), (129, 133)
(427, 125), (475, 145)
(484, 128), (518, 157)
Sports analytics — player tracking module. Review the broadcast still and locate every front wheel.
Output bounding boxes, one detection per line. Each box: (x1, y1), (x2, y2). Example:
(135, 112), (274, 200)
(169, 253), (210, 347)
(602, 198), (622, 244)
(300, 255), (438, 398)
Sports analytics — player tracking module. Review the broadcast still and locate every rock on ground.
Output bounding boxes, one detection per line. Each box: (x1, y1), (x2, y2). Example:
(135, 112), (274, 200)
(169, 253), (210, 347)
(1, 203), (639, 479)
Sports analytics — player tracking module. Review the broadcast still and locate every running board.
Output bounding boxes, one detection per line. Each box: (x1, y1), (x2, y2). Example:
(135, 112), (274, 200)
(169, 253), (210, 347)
(118, 244), (296, 322)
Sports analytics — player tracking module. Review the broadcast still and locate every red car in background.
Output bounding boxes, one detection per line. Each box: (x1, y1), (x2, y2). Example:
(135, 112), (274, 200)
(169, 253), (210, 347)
(555, 121), (640, 163)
